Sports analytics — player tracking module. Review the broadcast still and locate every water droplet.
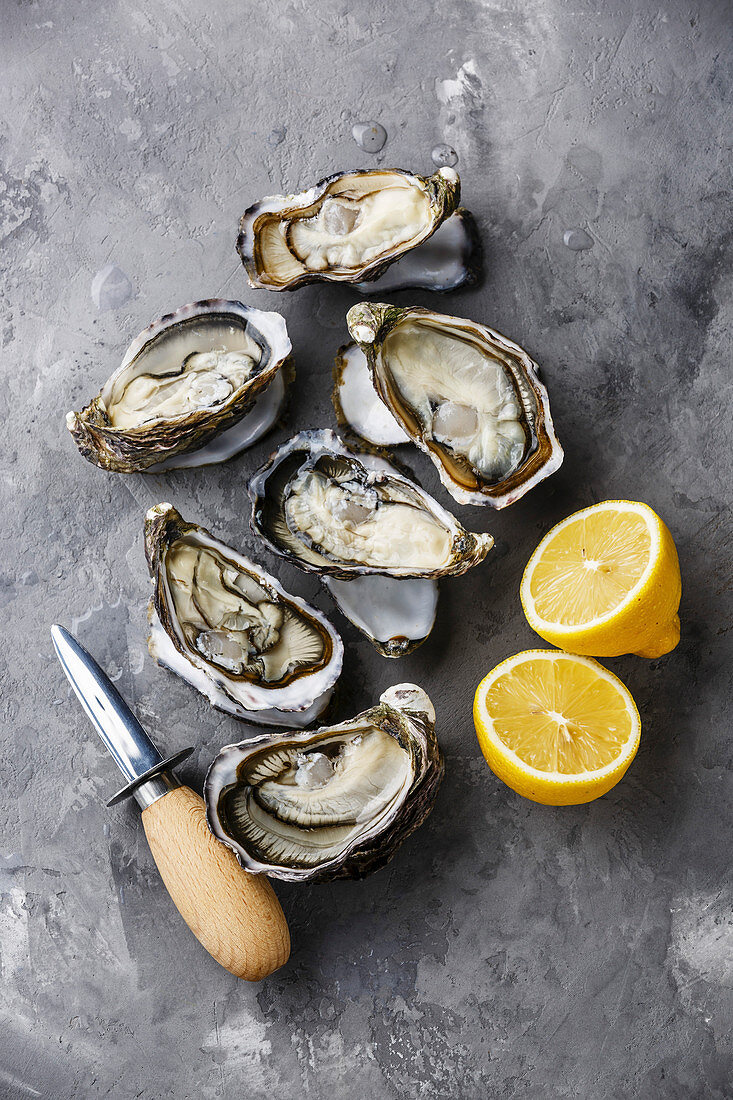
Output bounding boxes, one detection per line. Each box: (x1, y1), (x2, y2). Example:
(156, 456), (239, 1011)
(91, 264), (133, 311)
(351, 120), (387, 154)
(267, 127), (286, 147)
(563, 228), (594, 251)
(431, 143), (458, 168)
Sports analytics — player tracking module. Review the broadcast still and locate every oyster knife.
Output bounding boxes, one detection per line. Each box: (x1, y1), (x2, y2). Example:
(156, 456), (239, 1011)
(51, 624), (290, 981)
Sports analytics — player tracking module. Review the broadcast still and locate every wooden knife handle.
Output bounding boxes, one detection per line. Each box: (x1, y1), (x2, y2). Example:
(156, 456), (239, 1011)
(141, 785), (290, 981)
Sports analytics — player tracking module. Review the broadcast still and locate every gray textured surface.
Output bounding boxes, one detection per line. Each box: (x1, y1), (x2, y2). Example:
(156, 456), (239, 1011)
(2, 1), (732, 1096)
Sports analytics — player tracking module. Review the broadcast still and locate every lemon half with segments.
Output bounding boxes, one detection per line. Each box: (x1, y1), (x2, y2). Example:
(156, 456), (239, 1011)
(473, 650), (641, 805)
(520, 500), (681, 659)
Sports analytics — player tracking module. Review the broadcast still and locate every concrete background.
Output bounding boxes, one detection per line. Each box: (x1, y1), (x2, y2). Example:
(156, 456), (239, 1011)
(2, 1), (732, 1096)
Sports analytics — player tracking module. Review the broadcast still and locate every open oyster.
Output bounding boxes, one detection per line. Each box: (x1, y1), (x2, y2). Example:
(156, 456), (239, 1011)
(249, 429), (493, 579)
(237, 168), (460, 291)
(204, 684), (443, 882)
(249, 430), (492, 656)
(346, 303), (563, 508)
(68, 300), (291, 473)
(354, 209), (481, 294)
(145, 504), (343, 728)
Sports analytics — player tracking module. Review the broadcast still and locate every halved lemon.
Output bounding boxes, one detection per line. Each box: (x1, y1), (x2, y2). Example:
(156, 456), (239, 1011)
(473, 650), (641, 805)
(520, 500), (681, 658)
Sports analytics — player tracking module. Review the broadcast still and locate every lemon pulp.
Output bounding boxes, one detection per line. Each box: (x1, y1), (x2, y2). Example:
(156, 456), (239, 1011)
(527, 508), (652, 626)
(473, 650), (641, 805)
(483, 654), (635, 773)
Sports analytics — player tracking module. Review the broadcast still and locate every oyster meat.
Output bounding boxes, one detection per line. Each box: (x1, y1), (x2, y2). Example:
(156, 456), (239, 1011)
(68, 300), (291, 472)
(249, 429), (493, 579)
(237, 168), (460, 291)
(145, 504), (343, 727)
(148, 371), (287, 472)
(346, 303), (563, 508)
(205, 684), (443, 881)
(354, 209), (481, 294)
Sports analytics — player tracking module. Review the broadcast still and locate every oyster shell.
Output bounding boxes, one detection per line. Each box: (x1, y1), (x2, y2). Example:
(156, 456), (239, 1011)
(354, 209), (481, 294)
(332, 341), (409, 447)
(204, 684), (443, 882)
(319, 448), (441, 658)
(67, 300), (291, 473)
(346, 303), (564, 508)
(249, 429), (493, 580)
(237, 168), (460, 291)
(249, 431), (491, 657)
(145, 504), (343, 728)
(322, 575), (438, 659)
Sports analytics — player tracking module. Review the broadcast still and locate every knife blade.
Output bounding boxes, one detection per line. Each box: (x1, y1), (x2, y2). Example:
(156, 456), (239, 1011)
(51, 623), (193, 806)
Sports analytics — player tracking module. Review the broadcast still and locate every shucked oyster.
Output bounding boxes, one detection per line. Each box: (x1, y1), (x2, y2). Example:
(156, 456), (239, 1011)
(249, 430), (492, 657)
(249, 429), (493, 579)
(346, 303), (563, 508)
(145, 504), (343, 727)
(318, 435), (442, 658)
(148, 370), (289, 473)
(237, 168), (460, 291)
(68, 300), (291, 473)
(204, 684), (443, 882)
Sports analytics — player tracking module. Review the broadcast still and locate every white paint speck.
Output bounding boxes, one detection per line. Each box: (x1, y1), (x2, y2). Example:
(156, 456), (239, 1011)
(435, 59), (480, 104)
(119, 118), (142, 142)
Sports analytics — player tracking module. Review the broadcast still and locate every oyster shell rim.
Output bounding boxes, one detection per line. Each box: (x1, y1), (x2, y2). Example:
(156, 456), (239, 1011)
(346, 302), (564, 508)
(237, 167), (460, 291)
(67, 299), (292, 473)
(331, 340), (410, 450)
(203, 683), (445, 882)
